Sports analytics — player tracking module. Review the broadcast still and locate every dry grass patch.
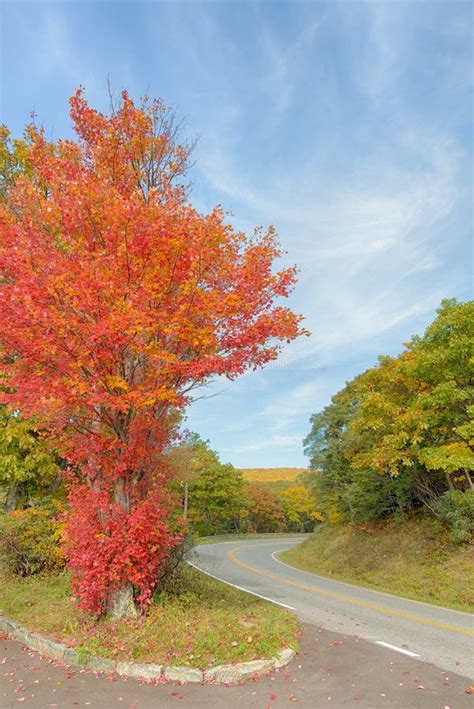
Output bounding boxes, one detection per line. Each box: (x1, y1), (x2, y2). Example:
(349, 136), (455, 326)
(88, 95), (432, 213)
(281, 516), (473, 612)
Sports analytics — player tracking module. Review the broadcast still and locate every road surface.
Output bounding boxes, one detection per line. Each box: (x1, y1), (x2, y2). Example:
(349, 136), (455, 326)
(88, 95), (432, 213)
(2, 536), (473, 707)
(192, 537), (474, 680)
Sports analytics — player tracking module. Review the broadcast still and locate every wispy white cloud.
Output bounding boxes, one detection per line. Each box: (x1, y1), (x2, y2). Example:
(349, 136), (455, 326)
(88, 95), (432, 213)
(356, 2), (402, 101)
(259, 19), (321, 122)
(32, 10), (100, 95)
(221, 432), (303, 455)
(4, 0), (469, 467)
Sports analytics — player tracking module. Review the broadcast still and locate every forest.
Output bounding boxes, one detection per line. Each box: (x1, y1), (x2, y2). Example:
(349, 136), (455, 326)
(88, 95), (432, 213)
(302, 299), (473, 542)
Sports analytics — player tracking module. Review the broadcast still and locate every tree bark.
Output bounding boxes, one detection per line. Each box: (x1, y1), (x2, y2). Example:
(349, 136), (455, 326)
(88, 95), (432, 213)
(463, 468), (473, 490)
(4, 483), (20, 512)
(445, 472), (454, 490)
(106, 477), (138, 619)
(108, 582), (137, 619)
(183, 480), (189, 519)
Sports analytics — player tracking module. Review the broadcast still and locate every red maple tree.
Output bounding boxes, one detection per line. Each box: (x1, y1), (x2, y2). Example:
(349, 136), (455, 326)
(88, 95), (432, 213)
(0, 90), (305, 616)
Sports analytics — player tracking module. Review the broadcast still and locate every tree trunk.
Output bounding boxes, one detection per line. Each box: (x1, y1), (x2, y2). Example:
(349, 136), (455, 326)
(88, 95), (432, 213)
(46, 475), (62, 495)
(4, 483), (20, 511)
(463, 468), (473, 490)
(106, 477), (138, 619)
(108, 582), (137, 619)
(183, 480), (189, 519)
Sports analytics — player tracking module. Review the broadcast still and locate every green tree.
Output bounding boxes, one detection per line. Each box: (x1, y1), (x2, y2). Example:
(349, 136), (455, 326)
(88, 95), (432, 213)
(303, 377), (364, 523)
(0, 125), (31, 201)
(0, 407), (60, 511)
(304, 300), (473, 529)
(350, 301), (474, 495)
(169, 436), (245, 536)
(408, 299), (474, 490)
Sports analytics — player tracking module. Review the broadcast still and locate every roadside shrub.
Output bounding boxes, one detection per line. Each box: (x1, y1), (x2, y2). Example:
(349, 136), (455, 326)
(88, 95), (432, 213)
(434, 490), (474, 542)
(153, 532), (195, 596)
(0, 507), (65, 576)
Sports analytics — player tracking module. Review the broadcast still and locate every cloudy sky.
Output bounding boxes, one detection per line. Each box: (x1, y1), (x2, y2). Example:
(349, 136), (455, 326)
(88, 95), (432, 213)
(1, 1), (472, 467)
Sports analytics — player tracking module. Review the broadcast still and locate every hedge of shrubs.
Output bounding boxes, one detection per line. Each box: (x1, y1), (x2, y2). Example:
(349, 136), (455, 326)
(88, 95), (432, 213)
(0, 504), (65, 577)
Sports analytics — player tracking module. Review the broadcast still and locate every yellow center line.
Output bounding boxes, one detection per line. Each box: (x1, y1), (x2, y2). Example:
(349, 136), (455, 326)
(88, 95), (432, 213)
(227, 544), (474, 637)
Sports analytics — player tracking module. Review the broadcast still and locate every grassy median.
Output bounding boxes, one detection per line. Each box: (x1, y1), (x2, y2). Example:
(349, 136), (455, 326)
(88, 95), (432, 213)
(0, 564), (299, 668)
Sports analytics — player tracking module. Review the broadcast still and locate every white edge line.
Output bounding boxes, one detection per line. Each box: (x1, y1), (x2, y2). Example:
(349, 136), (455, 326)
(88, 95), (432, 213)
(187, 560), (296, 611)
(270, 550), (474, 617)
(376, 641), (420, 658)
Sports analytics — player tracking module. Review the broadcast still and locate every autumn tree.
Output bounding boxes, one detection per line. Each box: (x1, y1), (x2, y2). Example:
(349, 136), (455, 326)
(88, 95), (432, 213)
(280, 485), (321, 532)
(0, 89), (304, 617)
(243, 483), (287, 533)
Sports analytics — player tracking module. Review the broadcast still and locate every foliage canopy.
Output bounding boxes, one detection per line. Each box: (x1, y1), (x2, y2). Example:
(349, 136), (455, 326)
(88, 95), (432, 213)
(303, 299), (474, 535)
(0, 89), (304, 615)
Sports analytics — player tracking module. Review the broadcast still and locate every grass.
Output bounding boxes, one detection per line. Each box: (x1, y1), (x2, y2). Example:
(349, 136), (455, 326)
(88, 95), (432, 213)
(0, 564), (299, 668)
(239, 468), (307, 483)
(280, 515), (474, 613)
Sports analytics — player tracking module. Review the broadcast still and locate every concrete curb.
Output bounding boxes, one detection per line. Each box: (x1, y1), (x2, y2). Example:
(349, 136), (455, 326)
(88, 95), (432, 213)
(0, 614), (296, 684)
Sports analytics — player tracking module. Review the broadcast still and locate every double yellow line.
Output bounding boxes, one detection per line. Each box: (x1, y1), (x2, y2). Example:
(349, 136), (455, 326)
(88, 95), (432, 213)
(227, 544), (474, 637)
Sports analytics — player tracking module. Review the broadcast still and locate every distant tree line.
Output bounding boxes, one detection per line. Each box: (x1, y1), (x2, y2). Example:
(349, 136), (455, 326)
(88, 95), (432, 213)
(168, 433), (321, 536)
(0, 423), (320, 544)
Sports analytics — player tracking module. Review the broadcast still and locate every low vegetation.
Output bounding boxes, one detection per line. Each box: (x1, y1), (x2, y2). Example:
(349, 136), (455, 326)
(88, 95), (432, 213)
(281, 516), (474, 612)
(0, 564), (299, 668)
(278, 300), (474, 610)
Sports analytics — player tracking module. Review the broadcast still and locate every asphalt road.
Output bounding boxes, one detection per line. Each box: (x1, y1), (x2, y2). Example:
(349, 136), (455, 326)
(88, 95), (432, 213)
(1, 537), (473, 708)
(2, 622), (473, 708)
(192, 538), (474, 680)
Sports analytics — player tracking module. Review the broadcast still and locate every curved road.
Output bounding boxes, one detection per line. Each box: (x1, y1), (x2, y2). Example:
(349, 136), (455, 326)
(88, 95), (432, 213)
(192, 538), (474, 680)
(1, 537), (473, 707)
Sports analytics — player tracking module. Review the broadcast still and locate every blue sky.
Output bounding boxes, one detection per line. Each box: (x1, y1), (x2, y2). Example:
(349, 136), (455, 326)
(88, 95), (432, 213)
(1, 1), (472, 467)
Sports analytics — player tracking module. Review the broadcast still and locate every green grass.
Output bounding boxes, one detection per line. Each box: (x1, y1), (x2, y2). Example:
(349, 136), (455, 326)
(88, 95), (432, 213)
(280, 515), (474, 613)
(0, 565), (299, 668)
